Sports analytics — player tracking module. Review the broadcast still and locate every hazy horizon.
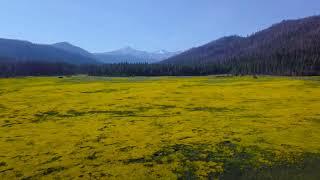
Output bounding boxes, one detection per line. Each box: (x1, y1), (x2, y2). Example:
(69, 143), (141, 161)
(0, 0), (319, 52)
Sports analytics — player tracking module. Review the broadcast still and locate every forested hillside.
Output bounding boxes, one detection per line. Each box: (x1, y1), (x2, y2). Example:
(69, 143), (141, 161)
(162, 15), (320, 75)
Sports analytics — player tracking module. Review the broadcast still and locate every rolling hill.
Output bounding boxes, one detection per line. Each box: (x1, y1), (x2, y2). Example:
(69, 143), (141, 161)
(0, 38), (98, 64)
(52, 42), (96, 59)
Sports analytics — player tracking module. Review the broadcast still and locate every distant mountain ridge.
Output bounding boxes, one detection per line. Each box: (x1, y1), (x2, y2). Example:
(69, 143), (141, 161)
(0, 38), (98, 64)
(0, 38), (179, 64)
(94, 46), (180, 63)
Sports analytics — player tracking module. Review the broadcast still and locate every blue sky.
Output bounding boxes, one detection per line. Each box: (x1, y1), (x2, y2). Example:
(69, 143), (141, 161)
(0, 0), (319, 52)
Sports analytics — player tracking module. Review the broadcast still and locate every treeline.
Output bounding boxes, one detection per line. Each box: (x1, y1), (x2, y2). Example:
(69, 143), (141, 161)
(86, 63), (229, 76)
(226, 53), (320, 76)
(0, 61), (230, 77)
(0, 59), (318, 77)
(0, 61), (78, 77)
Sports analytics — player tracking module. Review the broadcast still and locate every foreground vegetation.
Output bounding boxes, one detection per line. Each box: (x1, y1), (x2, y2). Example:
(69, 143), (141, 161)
(0, 76), (320, 179)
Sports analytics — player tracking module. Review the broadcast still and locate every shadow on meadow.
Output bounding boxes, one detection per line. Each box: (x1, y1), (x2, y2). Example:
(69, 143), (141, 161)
(31, 103), (182, 123)
(125, 142), (320, 179)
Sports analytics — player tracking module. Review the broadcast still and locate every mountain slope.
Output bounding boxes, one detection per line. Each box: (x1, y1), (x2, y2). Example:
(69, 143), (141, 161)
(162, 35), (245, 64)
(162, 16), (320, 75)
(0, 38), (98, 64)
(94, 46), (180, 63)
(52, 42), (96, 59)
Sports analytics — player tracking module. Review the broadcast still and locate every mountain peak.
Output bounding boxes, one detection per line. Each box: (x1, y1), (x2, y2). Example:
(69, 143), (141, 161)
(122, 46), (134, 50)
(51, 41), (95, 59)
(94, 47), (181, 64)
(113, 46), (144, 55)
(52, 42), (73, 46)
(154, 50), (169, 54)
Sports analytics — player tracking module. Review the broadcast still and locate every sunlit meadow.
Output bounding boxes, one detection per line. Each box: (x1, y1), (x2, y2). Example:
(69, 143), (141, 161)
(0, 76), (320, 179)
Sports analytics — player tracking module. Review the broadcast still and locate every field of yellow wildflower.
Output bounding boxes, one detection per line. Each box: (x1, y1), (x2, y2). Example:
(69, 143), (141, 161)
(0, 76), (320, 179)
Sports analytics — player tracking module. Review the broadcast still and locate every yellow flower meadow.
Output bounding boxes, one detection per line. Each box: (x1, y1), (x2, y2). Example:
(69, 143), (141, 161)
(0, 76), (319, 179)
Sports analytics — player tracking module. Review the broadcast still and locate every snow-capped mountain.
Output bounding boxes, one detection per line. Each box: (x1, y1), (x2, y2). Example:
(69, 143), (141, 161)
(154, 50), (169, 54)
(94, 47), (181, 64)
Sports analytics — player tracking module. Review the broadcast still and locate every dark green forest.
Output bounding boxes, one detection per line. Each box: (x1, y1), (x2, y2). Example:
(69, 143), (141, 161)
(0, 59), (318, 77)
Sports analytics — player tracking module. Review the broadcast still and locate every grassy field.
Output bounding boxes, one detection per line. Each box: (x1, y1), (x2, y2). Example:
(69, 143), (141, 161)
(0, 76), (320, 179)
